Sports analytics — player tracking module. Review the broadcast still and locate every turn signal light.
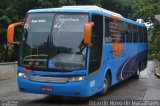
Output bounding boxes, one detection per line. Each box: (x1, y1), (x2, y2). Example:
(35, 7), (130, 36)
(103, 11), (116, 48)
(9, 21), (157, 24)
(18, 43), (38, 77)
(23, 68), (32, 73)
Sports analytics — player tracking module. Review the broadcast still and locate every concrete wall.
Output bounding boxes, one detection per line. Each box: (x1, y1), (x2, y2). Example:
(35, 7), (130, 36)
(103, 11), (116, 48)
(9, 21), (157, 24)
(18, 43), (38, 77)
(0, 62), (18, 80)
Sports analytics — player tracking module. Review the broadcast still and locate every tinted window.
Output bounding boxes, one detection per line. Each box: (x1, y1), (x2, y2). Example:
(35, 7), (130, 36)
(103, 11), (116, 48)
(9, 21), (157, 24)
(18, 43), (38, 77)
(125, 23), (132, 43)
(139, 26), (144, 43)
(109, 20), (124, 43)
(89, 14), (103, 73)
(105, 17), (112, 42)
(132, 25), (139, 43)
(144, 27), (148, 43)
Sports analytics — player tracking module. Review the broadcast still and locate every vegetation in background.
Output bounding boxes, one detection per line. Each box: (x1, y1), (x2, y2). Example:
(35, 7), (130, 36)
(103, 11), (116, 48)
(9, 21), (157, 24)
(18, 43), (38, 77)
(0, 0), (160, 62)
(130, 0), (160, 61)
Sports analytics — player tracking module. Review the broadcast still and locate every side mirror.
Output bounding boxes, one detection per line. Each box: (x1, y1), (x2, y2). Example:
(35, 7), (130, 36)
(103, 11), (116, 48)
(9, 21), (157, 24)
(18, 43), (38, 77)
(84, 22), (94, 47)
(7, 22), (23, 44)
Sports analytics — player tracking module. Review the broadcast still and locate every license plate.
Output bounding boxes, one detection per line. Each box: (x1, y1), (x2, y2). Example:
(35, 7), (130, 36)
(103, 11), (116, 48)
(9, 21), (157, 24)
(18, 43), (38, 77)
(41, 87), (53, 91)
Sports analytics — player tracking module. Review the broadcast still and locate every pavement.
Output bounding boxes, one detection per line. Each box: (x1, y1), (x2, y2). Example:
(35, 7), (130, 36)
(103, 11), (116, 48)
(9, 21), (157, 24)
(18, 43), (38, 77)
(0, 73), (16, 81)
(0, 62), (17, 81)
(0, 61), (160, 106)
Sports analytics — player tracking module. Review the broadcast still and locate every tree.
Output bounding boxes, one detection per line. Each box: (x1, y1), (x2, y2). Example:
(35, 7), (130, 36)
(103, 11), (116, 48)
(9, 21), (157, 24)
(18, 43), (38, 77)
(109, 0), (132, 17)
(130, 0), (160, 20)
(3, 0), (159, 62)
(0, 0), (76, 62)
(0, 0), (20, 62)
(130, 0), (160, 60)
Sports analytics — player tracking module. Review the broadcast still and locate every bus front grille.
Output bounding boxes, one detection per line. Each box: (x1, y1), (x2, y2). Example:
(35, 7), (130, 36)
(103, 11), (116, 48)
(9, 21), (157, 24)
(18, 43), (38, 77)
(29, 75), (69, 83)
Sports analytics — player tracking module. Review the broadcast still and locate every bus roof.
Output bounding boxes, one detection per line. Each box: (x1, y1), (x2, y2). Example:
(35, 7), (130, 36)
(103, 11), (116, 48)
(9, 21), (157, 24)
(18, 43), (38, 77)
(28, 5), (146, 27)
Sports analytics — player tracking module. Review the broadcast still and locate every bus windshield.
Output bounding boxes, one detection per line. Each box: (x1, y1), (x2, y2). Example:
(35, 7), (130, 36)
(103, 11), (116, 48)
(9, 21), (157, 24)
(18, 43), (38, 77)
(20, 13), (89, 71)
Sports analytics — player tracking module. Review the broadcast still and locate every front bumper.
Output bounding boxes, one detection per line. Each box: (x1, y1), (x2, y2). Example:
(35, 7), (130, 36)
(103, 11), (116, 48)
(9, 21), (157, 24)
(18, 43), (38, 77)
(17, 76), (92, 97)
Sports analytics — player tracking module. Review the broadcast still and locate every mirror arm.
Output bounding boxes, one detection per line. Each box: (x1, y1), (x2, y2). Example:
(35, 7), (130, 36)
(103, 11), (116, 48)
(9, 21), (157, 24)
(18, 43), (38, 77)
(87, 43), (92, 47)
(13, 42), (20, 45)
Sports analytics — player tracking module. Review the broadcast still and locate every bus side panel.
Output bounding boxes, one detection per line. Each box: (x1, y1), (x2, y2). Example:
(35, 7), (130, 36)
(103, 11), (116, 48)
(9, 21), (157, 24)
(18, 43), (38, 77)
(103, 43), (147, 85)
(103, 43), (123, 85)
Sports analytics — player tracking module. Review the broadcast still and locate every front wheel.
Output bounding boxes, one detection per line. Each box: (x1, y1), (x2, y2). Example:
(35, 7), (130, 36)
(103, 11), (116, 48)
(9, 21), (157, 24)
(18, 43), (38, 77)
(134, 67), (140, 79)
(99, 74), (111, 96)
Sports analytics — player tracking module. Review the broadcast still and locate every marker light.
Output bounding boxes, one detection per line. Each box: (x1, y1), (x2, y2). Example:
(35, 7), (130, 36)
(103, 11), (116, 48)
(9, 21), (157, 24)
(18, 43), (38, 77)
(18, 72), (29, 79)
(23, 68), (32, 73)
(68, 76), (85, 82)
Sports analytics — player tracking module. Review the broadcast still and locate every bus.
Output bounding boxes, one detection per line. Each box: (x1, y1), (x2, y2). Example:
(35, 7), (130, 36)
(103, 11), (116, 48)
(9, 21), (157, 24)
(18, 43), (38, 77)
(7, 6), (148, 97)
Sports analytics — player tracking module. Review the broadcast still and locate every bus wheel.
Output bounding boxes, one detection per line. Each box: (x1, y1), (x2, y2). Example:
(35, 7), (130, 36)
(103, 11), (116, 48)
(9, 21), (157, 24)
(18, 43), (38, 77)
(134, 66), (140, 79)
(99, 74), (111, 96)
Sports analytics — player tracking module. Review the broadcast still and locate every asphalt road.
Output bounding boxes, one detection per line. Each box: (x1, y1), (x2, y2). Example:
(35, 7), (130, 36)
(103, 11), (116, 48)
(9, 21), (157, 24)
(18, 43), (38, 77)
(0, 61), (160, 106)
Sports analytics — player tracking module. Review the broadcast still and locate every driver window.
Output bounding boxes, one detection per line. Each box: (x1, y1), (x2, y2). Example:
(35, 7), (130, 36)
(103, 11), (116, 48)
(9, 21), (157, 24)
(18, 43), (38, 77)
(89, 14), (103, 74)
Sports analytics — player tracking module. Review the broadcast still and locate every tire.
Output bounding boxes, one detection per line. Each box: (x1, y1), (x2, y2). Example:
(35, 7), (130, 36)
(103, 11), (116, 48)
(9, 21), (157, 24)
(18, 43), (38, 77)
(134, 66), (140, 79)
(99, 74), (111, 96)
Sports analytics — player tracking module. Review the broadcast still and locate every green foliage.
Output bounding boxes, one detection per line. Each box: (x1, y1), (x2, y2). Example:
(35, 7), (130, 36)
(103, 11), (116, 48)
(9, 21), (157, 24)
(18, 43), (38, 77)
(147, 24), (160, 61)
(148, 52), (160, 61)
(130, 0), (160, 20)
(0, 0), (78, 62)
(0, 0), (20, 62)
(0, 0), (160, 62)
(110, 0), (132, 17)
(130, 0), (160, 61)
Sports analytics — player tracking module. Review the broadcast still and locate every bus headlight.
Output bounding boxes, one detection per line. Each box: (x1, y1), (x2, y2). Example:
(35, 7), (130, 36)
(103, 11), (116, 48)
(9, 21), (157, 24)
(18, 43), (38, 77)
(68, 76), (85, 82)
(18, 72), (29, 79)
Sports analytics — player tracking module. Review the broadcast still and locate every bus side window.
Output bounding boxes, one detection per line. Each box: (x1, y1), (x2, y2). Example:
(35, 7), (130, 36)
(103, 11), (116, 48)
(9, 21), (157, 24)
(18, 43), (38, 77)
(139, 26), (143, 43)
(124, 22), (128, 42)
(121, 21), (125, 43)
(132, 25), (139, 43)
(144, 28), (148, 43)
(89, 14), (103, 73)
(109, 19), (124, 43)
(105, 17), (111, 43)
(126, 23), (132, 43)
(136, 26), (139, 43)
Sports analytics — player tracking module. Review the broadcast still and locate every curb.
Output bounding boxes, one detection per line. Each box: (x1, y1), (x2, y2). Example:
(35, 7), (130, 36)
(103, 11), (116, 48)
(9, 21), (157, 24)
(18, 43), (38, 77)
(0, 61), (18, 65)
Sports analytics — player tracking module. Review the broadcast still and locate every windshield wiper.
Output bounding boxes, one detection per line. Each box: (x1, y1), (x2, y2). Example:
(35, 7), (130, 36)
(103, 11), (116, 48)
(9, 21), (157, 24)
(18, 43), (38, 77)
(54, 54), (65, 70)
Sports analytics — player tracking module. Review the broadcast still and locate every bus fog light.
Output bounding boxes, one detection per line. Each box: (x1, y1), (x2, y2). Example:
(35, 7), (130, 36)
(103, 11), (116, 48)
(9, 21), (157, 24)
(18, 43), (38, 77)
(18, 72), (29, 79)
(68, 76), (85, 82)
